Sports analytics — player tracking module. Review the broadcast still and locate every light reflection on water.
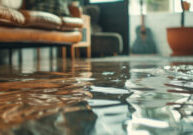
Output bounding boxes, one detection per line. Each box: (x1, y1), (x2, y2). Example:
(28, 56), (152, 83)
(0, 57), (193, 135)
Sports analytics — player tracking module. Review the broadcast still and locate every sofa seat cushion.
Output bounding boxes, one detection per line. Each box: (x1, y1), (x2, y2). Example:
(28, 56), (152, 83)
(0, 6), (25, 25)
(25, 0), (70, 16)
(61, 17), (83, 30)
(21, 10), (62, 30)
(0, 27), (82, 43)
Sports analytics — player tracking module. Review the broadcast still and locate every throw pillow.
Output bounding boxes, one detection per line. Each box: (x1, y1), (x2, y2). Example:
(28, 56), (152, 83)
(25, 0), (70, 16)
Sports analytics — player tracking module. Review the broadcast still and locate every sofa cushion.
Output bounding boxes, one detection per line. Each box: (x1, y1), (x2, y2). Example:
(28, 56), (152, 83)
(25, 0), (70, 16)
(0, 0), (23, 9)
(0, 6), (25, 25)
(21, 10), (62, 30)
(61, 17), (83, 30)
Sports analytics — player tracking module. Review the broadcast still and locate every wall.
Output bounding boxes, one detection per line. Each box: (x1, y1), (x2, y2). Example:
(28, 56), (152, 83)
(78, 0), (85, 5)
(130, 12), (193, 56)
(97, 0), (130, 55)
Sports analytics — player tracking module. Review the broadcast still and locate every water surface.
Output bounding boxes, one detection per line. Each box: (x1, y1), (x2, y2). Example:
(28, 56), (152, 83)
(0, 56), (193, 135)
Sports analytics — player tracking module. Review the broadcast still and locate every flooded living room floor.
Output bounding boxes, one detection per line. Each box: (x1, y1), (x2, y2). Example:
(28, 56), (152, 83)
(0, 56), (193, 135)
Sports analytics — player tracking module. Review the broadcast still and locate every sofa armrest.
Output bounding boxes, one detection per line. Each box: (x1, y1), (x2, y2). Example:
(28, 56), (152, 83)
(91, 32), (123, 54)
(68, 3), (83, 18)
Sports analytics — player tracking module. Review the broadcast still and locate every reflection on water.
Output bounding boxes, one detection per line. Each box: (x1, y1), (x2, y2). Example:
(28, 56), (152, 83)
(0, 56), (193, 135)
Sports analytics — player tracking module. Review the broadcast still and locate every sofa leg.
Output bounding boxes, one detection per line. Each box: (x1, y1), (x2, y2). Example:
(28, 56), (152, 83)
(71, 46), (75, 59)
(62, 47), (66, 60)
(18, 49), (22, 64)
(8, 49), (13, 66)
(36, 48), (41, 71)
(113, 52), (118, 56)
(49, 47), (54, 71)
(71, 44), (91, 59)
(100, 53), (104, 57)
(37, 48), (41, 61)
(87, 46), (91, 58)
(18, 49), (23, 72)
(49, 47), (53, 60)
(76, 48), (80, 58)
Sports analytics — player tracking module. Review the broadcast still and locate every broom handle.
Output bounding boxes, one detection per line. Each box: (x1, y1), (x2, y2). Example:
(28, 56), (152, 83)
(140, 0), (145, 30)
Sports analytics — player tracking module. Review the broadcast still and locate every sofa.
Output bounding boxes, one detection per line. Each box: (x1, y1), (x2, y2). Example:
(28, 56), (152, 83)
(0, 0), (90, 62)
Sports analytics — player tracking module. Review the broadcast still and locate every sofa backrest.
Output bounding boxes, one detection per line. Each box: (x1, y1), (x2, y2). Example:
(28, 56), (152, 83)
(0, 0), (23, 9)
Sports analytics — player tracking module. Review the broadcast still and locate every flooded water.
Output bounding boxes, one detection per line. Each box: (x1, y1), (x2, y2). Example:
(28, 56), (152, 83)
(0, 56), (193, 135)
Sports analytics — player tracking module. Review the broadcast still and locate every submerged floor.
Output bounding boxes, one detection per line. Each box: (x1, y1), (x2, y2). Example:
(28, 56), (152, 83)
(0, 56), (193, 135)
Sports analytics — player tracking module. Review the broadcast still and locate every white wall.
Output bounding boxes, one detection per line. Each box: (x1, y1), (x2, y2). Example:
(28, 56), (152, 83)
(130, 12), (193, 56)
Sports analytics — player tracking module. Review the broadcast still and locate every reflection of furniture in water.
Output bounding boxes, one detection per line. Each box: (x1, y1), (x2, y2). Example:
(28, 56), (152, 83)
(10, 106), (97, 135)
(71, 59), (92, 78)
(0, 70), (94, 131)
(0, 55), (94, 132)
(4, 48), (92, 77)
